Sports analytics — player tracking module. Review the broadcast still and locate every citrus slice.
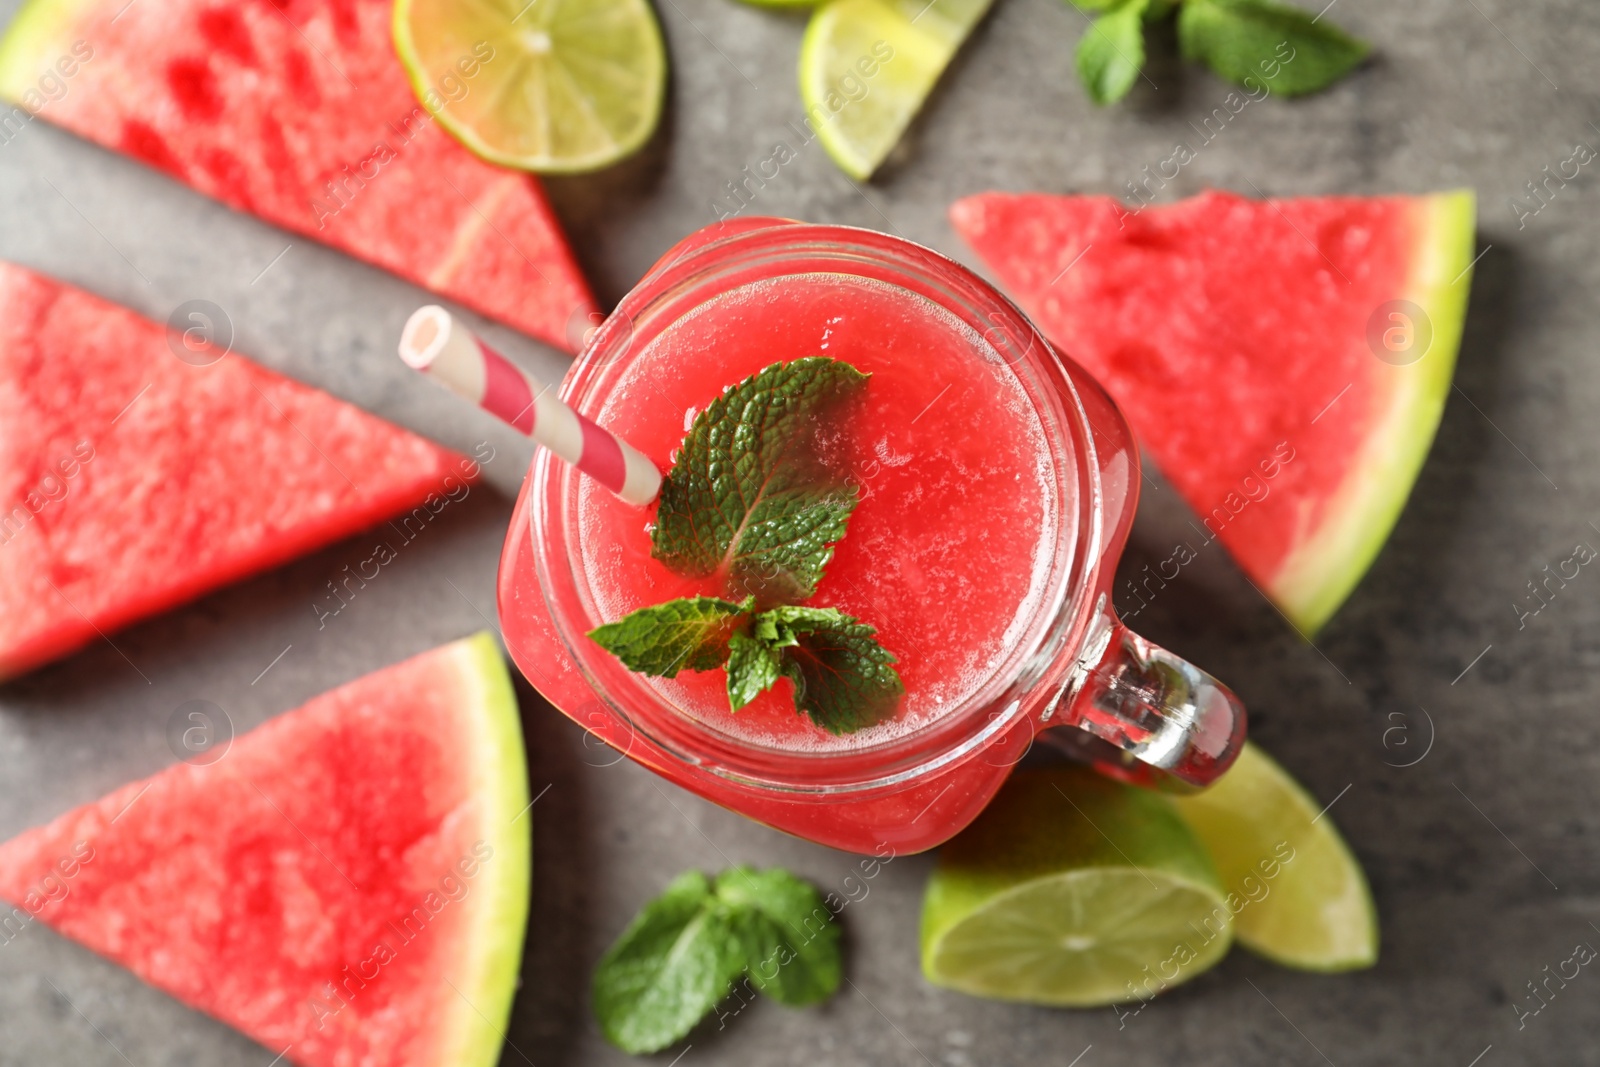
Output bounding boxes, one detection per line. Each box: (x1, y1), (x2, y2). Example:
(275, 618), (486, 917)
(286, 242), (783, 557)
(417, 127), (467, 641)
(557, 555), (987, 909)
(394, 0), (667, 173)
(800, 0), (993, 180)
(921, 768), (1232, 1006)
(1171, 742), (1379, 972)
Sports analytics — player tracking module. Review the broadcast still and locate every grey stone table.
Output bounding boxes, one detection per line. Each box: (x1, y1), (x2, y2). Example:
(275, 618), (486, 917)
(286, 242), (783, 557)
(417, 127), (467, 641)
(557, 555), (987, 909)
(1, 0), (1597, 1064)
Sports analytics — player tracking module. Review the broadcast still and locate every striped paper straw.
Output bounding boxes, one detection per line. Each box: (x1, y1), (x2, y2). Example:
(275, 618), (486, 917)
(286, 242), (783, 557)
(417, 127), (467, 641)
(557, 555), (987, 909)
(398, 306), (661, 507)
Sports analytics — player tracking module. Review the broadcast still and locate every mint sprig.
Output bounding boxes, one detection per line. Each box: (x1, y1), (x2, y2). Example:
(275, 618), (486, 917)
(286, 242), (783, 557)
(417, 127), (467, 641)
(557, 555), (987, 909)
(589, 356), (904, 734)
(1068, 0), (1369, 104)
(652, 357), (866, 602)
(590, 598), (903, 734)
(593, 867), (841, 1054)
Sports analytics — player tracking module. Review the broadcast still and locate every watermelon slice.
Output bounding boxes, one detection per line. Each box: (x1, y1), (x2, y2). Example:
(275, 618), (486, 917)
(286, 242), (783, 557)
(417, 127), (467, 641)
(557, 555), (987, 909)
(0, 0), (596, 351)
(951, 189), (1475, 634)
(0, 261), (479, 678)
(0, 632), (531, 1067)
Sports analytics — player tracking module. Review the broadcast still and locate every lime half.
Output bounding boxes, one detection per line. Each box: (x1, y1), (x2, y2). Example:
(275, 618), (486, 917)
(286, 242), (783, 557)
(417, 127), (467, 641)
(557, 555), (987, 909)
(394, 0), (667, 173)
(800, 0), (993, 180)
(921, 768), (1232, 1007)
(1172, 742), (1378, 972)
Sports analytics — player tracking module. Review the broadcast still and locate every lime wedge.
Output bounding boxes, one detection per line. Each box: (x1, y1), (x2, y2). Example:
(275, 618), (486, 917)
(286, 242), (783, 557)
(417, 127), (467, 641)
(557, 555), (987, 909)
(393, 0), (666, 174)
(1171, 742), (1378, 972)
(921, 768), (1232, 1007)
(799, 0), (993, 180)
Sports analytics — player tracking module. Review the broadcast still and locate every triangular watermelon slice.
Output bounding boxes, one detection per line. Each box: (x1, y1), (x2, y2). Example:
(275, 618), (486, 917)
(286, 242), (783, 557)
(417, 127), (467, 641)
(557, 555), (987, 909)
(0, 0), (596, 352)
(951, 189), (1475, 634)
(0, 261), (478, 677)
(0, 632), (531, 1067)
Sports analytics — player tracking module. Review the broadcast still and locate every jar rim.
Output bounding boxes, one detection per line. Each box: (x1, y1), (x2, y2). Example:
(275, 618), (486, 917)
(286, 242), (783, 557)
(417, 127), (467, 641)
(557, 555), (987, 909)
(530, 221), (1107, 794)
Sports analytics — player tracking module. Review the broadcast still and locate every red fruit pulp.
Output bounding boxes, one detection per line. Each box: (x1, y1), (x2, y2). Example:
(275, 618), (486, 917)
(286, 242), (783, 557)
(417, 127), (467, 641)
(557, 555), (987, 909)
(0, 0), (596, 350)
(0, 635), (529, 1067)
(950, 189), (1474, 631)
(0, 261), (472, 677)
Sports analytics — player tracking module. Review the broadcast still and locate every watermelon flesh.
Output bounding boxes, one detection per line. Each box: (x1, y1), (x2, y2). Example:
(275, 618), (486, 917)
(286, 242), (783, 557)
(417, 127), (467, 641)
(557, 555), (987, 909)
(0, 632), (531, 1067)
(951, 189), (1475, 634)
(0, 261), (478, 677)
(0, 0), (597, 352)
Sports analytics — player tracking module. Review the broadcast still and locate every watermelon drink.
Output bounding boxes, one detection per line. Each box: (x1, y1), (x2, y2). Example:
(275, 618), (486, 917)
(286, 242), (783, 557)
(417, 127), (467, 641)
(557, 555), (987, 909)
(576, 273), (1052, 754)
(497, 221), (1246, 854)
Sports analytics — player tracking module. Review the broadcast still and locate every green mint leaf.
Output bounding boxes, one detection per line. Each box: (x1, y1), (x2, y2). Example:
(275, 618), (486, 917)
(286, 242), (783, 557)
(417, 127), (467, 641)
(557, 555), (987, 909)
(715, 867), (841, 1007)
(593, 867), (843, 1052)
(726, 631), (783, 711)
(1077, 0), (1148, 105)
(760, 606), (903, 735)
(651, 357), (867, 602)
(751, 610), (797, 648)
(726, 491), (859, 603)
(588, 596), (751, 677)
(1177, 0), (1369, 97)
(592, 871), (748, 1054)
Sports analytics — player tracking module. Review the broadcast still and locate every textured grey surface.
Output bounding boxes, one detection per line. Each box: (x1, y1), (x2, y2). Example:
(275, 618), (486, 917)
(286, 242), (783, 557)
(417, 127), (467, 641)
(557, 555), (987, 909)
(0, 0), (1597, 1064)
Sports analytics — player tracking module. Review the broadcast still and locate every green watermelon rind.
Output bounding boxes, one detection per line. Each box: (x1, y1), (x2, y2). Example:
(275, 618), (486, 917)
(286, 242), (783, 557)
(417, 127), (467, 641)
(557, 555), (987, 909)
(1270, 190), (1477, 634)
(0, 0), (93, 102)
(444, 630), (533, 1067)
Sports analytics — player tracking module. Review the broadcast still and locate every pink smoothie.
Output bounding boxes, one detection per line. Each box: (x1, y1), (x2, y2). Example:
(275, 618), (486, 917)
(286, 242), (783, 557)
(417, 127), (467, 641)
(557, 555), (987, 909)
(577, 273), (1059, 752)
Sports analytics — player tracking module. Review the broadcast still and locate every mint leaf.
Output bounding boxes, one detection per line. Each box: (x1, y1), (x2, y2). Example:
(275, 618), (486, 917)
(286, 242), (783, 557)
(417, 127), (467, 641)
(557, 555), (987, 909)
(715, 867), (841, 1007)
(586, 598), (901, 732)
(1077, 0), (1148, 105)
(592, 871), (747, 1054)
(719, 605), (903, 732)
(727, 491), (859, 603)
(751, 609), (798, 648)
(762, 606), (903, 735)
(591, 358), (903, 734)
(651, 357), (867, 602)
(1177, 0), (1368, 97)
(593, 868), (842, 1053)
(726, 630), (783, 711)
(588, 596), (750, 677)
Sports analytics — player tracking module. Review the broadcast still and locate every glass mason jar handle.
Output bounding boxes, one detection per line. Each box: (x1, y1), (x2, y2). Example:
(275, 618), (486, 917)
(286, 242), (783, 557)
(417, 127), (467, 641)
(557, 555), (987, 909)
(1041, 602), (1247, 791)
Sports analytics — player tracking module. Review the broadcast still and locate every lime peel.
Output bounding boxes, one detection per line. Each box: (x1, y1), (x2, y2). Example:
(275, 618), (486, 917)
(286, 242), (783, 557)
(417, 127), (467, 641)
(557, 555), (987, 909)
(921, 768), (1233, 1007)
(800, 0), (994, 180)
(393, 0), (666, 174)
(1172, 742), (1379, 972)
